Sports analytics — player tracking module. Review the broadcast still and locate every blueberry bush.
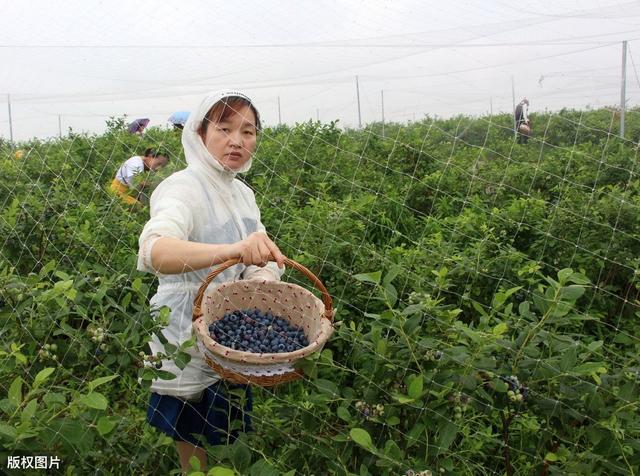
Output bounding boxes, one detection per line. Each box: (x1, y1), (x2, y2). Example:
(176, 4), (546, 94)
(1, 108), (639, 475)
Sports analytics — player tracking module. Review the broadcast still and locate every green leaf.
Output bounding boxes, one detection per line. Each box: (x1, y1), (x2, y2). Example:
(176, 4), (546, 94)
(491, 379), (509, 393)
(574, 362), (607, 375)
(315, 379), (339, 398)
(406, 422), (425, 449)
(157, 369), (178, 380)
(391, 393), (415, 404)
(0, 423), (17, 440)
(180, 336), (197, 351)
(376, 338), (387, 355)
(14, 351), (28, 365)
(320, 348), (334, 364)
(78, 391), (108, 410)
(54, 271), (70, 281)
(567, 272), (590, 285)
(295, 357), (318, 379)
(8, 377), (23, 406)
(139, 367), (157, 381)
(383, 439), (404, 460)
(472, 301), (489, 317)
(437, 421), (458, 453)
(407, 376), (423, 399)
(131, 277), (142, 292)
(44, 418), (92, 450)
(614, 333), (633, 344)
(229, 440), (252, 471)
(96, 416), (119, 436)
(337, 406), (351, 422)
(401, 304), (423, 316)
(88, 374), (118, 391)
(173, 351), (191, 370)
(559, 345), (577, 372)
(0, 398), (16, 414)
(544, 452), (559, 462)
(208, 466), (236, 476)
(587, 340), (603, 353)
(247, 459), (281, 476)
(382, 265), (402, 287)
(382, 282), (397, 307)
(189, 455), (202, 471)
(43, 392), (66, 406)
(492, 286), (522, 310)
(21, 399), (37, 423)
(557, 268), (574, 284)
(350, 428), (375, 452)
(403, 314), (423, 334)
(492, 323), (508, 336)
(386, 415), (400, 426)
(39, 260), (57, 276)
(64, 287), (77, 301)
(163, 343), (178, 354)
(353, 271), (382, 285)
(33, 367), (55, 389)
(559, 285), (585, 301)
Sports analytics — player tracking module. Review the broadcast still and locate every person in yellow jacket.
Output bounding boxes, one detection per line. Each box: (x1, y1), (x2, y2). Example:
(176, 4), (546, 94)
(109, 148), (169, 205)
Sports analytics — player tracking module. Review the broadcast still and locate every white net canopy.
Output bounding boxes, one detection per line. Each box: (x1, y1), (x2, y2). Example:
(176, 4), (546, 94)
(1, 2), (640, 475)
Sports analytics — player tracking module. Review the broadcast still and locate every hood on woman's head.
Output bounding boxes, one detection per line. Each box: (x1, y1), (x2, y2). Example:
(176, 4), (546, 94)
(182, 90), (260, 176)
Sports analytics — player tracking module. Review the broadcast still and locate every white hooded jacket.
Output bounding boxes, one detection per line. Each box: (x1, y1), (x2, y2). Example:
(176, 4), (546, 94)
(137, 90), (283, 398)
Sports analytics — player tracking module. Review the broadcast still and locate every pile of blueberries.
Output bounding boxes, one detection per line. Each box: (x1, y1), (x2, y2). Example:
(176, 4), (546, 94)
(208, 308), (309, 353)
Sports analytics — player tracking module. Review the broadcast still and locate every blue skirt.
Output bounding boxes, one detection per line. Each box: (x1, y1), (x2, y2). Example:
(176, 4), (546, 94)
(147, 381), (252, 446)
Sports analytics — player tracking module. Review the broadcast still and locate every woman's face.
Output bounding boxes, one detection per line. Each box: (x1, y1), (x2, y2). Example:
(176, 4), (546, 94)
(149, 155), (168, 171)
(202, 104), (257, 171)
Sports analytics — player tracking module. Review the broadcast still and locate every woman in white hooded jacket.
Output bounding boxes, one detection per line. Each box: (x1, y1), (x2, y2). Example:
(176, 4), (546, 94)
(137, 90), (285, 472)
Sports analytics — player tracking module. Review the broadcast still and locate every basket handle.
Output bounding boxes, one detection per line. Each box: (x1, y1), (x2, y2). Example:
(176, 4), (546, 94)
(192, 257), (334, 322)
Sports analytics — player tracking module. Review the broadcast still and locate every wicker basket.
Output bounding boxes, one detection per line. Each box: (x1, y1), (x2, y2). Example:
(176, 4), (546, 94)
(518, 123), (531, 136)
(192, 257), (334, 386)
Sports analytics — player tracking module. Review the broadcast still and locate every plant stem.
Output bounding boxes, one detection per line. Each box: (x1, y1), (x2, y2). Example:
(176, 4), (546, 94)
(501, 411), (514, 476)
(540, 440), (560, 476)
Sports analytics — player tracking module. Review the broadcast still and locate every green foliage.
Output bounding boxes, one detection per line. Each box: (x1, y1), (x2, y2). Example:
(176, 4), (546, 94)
(1, 108), (639, 474)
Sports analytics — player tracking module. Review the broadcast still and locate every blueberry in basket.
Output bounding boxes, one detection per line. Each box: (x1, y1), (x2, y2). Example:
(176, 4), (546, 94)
(208, 308), (309, 353)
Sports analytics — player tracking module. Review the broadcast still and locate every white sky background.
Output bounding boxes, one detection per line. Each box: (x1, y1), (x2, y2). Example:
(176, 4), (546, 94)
(1, 0), (640, 140)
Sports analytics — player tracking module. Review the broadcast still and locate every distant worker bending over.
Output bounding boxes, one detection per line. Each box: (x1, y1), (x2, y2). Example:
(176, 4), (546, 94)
(515, 98), (531, 144)
(110, 148), (169, 205)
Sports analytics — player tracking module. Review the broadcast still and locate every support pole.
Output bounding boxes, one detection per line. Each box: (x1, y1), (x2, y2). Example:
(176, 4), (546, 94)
(511, 76), (516, 139)
(356, 75), (362, 128)
(381, 90), (385, 138)
(7, 94), (14, 143)
(58, 115), (62, 138)
(621, 40), (627, 139)
(277, 96), (282, 126)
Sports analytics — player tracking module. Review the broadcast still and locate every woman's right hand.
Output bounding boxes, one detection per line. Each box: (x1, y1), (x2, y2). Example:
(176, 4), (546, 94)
(235, 232), (285, 269)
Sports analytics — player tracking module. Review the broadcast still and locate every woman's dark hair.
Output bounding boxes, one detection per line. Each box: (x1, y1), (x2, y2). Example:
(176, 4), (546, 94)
(144, 148), (169, 161)
(197, 96), (261, 138)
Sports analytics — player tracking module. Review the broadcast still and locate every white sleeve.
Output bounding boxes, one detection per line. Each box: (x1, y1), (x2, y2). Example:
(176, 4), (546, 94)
(137, 181), (195, 274)
(242, 263), (283, 281)
(117, 158), (143, 187)
(523, 105), (529, 123)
